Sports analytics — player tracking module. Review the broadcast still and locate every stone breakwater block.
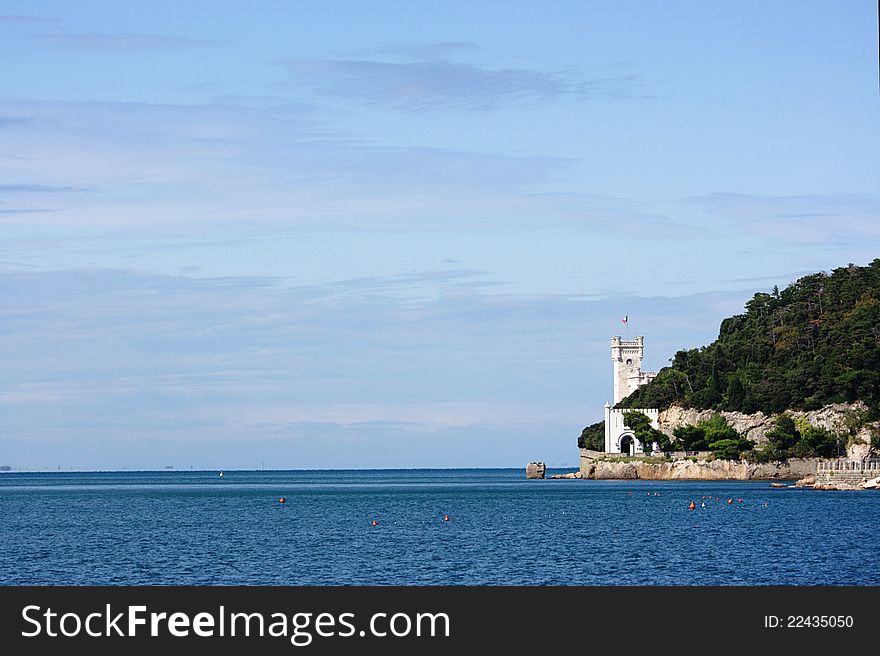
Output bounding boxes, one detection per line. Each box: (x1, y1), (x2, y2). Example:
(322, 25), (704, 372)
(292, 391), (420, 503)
(814, 482), (863, 491)
(861, 476), (880, 489)
(550, 471), (582, 479)
(526, 462), (546, 479)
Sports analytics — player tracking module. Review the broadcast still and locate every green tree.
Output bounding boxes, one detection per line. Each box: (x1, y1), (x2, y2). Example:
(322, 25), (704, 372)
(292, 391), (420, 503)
(792, 425), (838, 458)
(578, 421), (605, 450)
(672, 424), (708, 451)
(753, 414), (844, 460)
(708, 438), (754, 461)
(671, 415), (753, 459)
(764, 415), (800, 452)
(672, 414), (744, 453)
(702, 413), (742, 444)
(622, 411), (669, 454)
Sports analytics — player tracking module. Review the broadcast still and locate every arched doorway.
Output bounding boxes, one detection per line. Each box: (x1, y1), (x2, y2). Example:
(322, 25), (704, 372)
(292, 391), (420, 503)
(620, 434), (634, 456)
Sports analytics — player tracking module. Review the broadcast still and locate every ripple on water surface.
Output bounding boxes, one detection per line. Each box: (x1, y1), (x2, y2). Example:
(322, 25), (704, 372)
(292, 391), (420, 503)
(1, 470), (878, 585)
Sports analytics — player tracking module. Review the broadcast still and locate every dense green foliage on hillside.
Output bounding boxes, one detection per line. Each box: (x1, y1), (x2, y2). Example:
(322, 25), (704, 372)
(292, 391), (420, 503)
(619, 260), (880, 415)
(671, 413), (754, 460)
(748, 415), (843, 462)
(578, 421), (605, 450)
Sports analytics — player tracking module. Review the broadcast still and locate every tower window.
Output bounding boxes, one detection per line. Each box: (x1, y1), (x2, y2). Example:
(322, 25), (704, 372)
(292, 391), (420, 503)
(625, 359), (633, 365)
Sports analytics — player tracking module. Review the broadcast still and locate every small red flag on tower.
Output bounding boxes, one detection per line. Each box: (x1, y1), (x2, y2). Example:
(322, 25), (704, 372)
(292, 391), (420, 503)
(621, 315), (628, 325)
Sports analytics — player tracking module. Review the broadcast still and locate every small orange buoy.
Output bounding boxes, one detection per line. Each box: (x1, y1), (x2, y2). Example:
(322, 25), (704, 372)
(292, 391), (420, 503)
(279, 497), (285, 504)
(443, 514), (449, 522)
(727, 498), (733, 504)
(738, 498), (743, 503)
(371, 520), (377, 527)
(688, 501), (696, 510)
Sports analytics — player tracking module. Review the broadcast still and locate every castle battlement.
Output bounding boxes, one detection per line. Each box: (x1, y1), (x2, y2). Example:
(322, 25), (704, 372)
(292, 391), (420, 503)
(610, 335), (657, 405)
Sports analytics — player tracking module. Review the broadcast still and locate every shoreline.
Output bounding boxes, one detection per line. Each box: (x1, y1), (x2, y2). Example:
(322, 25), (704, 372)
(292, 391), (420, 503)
(578, 454), (818, 481)
(542, 455), (880, 488)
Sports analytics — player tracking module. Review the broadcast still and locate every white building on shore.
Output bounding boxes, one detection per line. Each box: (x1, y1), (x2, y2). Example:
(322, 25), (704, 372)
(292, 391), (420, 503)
(603, 336), (661, 454)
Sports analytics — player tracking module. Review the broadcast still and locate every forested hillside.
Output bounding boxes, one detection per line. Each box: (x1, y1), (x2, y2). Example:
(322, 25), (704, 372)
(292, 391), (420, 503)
(619, 260), (880, 416)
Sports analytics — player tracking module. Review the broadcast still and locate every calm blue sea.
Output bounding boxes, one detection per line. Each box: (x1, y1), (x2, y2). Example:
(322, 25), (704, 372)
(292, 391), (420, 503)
(1, 469), (878, 585)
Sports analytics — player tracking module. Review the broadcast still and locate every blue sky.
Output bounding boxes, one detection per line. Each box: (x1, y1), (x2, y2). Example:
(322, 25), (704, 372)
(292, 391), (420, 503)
(1, 1), (878, 469)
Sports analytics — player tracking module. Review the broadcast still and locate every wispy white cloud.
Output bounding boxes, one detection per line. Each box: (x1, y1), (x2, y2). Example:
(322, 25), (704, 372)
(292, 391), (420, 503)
(0, 97), (691, 237)
(0, 208), (54, 215)
(286, 58), (567, 110)
(691, 192), (880, 245)
(285, 49), (640, 111)
(0, 183), (73, 218)
(33, 32), (224, 50)
(0, 267), (751, 409)
(0, 14), (58, 24)
(0, 183), (88, 193)
(370, 41), (481, 60)
(0, 116), (34, 128)
(718, 270), (817, 284)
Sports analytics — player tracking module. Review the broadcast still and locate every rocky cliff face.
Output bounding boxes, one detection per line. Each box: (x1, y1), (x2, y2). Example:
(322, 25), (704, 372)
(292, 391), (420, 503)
(581, 458), (817, 481)
(657, 402), (873, 457)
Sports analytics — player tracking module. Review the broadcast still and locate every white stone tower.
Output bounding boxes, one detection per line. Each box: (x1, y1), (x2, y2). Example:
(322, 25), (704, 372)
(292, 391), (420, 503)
(611, 335), (655, 404)
(603, 335), (660, 454)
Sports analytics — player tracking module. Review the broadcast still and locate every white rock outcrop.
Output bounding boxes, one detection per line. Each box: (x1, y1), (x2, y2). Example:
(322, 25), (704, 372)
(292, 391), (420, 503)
(658, 402), (874, 456)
